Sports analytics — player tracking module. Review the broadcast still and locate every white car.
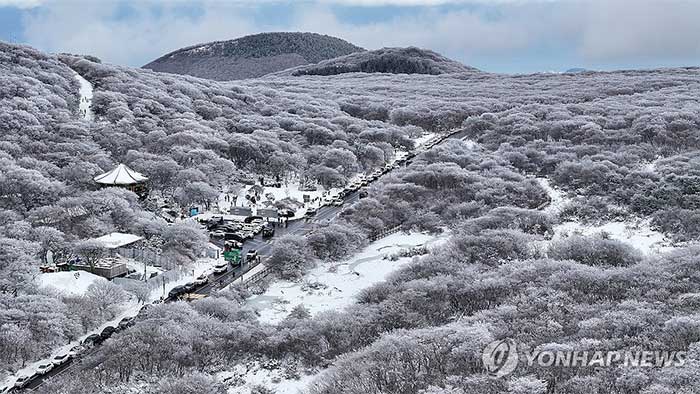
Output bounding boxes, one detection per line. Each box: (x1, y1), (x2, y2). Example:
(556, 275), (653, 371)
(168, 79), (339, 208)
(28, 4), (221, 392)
(213, 262), (228, 274)
(210, 230), (225, 238)
(193, 273), (209, 285)
(332, 198), (343, 206)
(36, 363), (53, 374)
(51, 353), (71, 366)
(14, 375), (32, 388)
(69, 345), (85, 356)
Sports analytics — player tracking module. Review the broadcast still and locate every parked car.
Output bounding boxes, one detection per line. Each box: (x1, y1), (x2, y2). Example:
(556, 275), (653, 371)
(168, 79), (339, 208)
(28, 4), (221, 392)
(118, 317), (135, 330)
(193, 273), (209, 286)
(82, 333), (102, 346)
(168, 285), (188, 299)
(51, 353), (71, 366)
(332, 198), (344, 206)
(100, 326), (117, 339)
(210, 230), (225, 238)
(183, 282), (196, 292)
(262, 226), (275, 238)
(246, 250), (258, 262)
(36, 363), (53, 375)
(299, 184), (318, 191)
(69, 345), (85, 356)
(1, 385), (12, 393)
(136, 304), (152, 318)
(277, 208), (295, 218)
(243, 230), (256, 239)
(14, 375), (33, 388)
(213, 262), (228, 274)
(359, 189), (369, 198)
(224, 240), (243, 250)
(224, 232), (245, 242)
(305, 208), (318, 217)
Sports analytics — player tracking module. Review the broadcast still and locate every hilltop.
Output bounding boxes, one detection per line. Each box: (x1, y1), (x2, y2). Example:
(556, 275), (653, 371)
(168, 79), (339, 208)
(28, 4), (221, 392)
(279, 47), (478, 77)
(143, 32), (364, 80)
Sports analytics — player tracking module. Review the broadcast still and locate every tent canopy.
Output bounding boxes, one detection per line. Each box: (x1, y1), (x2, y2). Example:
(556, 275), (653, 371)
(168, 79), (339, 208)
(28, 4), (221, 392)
(94, 164), (148, 185)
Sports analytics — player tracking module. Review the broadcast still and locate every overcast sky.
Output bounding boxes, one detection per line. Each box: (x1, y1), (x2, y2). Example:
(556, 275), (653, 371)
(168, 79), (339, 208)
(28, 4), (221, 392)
(1, 0), (699, 73)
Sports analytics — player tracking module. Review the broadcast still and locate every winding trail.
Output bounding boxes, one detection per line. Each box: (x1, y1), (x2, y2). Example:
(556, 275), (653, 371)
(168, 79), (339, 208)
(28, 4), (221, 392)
(536, 177), (674, 255)
(73, 71), (94, 121)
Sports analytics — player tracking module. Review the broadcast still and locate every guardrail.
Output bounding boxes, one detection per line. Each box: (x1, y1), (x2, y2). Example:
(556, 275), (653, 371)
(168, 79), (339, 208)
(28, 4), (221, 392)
(242, 265), (273, 286)
(369, 225), (402, 242)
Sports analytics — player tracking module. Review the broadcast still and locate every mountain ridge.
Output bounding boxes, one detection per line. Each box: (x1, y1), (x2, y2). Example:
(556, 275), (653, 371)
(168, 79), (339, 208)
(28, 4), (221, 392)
(143, 32), (364, 81)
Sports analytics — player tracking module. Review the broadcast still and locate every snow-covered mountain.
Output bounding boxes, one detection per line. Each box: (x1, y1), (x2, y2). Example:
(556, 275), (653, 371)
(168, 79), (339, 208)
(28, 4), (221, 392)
(279, 46), (478, 77)
(143, 32), (364, 81)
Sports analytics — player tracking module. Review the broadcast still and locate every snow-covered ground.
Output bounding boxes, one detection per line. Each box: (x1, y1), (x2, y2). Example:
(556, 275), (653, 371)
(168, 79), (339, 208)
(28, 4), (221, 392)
(536, 178), (568, 215)
(73, 71), (94, 121)
(221, 362), (318, 394)
(247, 231), (449, 324)
(536, 177), (675, 255)
(220, 231), (448, 393)
(39, 271), (106, 296)
(4, 257), (223, 389)
(553, 220), (672, 255)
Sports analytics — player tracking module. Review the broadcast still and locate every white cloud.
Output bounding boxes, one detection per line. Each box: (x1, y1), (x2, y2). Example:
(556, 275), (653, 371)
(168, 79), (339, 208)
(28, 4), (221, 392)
(16, 0), (700, 70)
(0, 0), (42, 8)
(579, 0), (700, 61)
(22, 2), (258, 66)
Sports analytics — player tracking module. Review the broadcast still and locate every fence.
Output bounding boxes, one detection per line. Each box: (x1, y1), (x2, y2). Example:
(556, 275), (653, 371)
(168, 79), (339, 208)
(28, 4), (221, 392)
(369, 225), (403, 242)
(242, 265), (273, 287)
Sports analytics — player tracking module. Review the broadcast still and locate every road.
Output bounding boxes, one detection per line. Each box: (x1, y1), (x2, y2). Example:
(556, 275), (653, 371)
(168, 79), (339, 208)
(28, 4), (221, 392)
(21, 193), (358, 392)
(18, 128), (467, 392)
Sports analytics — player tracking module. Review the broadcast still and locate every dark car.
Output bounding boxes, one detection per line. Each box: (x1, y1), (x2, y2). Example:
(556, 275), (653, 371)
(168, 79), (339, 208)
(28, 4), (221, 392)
(359, 189), (369, 198)
(168, 285), (188, 299)
(244, 216), (264, 223)
(262, 226), (275, 238)
(118, 317), (135, 330)
(82, 333), (102, 346)
(224, 232), (245, 242)
(136, 304), (152, 318)
(100, 326), (117, 339)
(246, 249), (259, 263)
(277, 208), (295, 218)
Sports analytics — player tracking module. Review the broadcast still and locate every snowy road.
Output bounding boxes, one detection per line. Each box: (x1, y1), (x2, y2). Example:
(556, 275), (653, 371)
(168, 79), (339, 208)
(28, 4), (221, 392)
(16, 127), (467, 392)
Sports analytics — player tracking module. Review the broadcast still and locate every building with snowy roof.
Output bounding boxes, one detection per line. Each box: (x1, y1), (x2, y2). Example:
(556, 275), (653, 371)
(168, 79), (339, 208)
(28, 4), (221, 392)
(94, 163), (149, 196)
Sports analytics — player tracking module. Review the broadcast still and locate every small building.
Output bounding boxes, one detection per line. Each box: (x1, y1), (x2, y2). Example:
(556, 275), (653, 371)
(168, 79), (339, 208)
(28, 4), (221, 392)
(94, 163), (148, 197)
(93, 232), (145, 258)
(71, 257), (129, 280)
(71, 232), (144, 279)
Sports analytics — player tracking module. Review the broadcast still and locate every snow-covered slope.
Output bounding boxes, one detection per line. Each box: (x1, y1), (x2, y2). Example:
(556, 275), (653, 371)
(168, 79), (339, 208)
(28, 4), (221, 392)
(73, 71), (94, 121)
(248, 231), (449, 324)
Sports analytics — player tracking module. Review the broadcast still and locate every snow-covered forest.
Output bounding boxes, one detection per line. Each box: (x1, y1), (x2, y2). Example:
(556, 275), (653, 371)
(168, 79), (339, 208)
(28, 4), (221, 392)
(3, 37), (700, 394)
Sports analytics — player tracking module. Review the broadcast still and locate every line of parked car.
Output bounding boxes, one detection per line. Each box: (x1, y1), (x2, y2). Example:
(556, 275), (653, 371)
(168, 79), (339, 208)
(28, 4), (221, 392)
(313, 157), (404, 213)
(3, 314), (138, 392)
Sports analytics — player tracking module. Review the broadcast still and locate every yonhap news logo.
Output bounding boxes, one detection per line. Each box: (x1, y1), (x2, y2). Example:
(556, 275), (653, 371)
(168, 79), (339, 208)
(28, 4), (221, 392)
(481, 339), (687, 378)
(482, 339), (519, 377)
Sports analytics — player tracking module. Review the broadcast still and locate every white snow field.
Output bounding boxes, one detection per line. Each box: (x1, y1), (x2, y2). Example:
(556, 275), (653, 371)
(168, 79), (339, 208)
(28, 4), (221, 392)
(537, 177), (674, 255)
(220, 231), (448, 393)
(247, 231), (449, 324)
(73, 71), (94, 121)
(39, 271), (106, 296)
(222, 362), (318, 394)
